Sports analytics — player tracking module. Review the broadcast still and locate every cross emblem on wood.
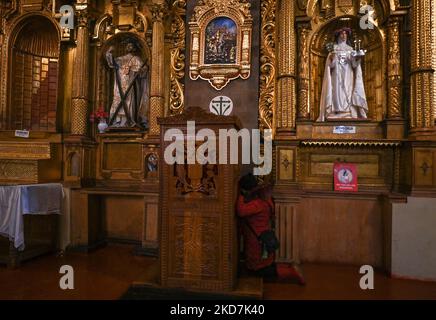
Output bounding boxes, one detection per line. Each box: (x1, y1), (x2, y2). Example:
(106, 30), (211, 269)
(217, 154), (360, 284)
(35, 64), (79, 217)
(211, 97), (232, 115)
(420, 162), (431, 176)
(282, 157), (291, 170)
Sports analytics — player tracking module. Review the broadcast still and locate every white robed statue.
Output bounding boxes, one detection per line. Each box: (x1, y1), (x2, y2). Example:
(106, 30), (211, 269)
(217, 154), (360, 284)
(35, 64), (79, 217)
(317, 28), (368, 121)
(106, 39), (149, 128)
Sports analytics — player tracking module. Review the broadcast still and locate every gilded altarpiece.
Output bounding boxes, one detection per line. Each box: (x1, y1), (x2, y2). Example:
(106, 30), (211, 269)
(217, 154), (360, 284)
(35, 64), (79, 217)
(0, 2), (65, 185)
(262, 0), (436, 267)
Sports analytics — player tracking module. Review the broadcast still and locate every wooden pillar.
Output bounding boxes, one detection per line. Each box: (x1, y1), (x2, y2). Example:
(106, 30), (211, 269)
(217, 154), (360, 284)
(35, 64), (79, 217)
(64, 2), (96, 187)
(274, 200), (299, 263)
(276, 0), (296, 136)
(410, 0), (435, 134)
(149, 2), (166, 136)
(70, 7), (90, 136)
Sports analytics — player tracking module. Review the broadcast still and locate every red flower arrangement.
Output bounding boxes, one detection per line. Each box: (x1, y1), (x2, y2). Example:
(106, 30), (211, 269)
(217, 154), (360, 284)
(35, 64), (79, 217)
(90, 107), (109, 123)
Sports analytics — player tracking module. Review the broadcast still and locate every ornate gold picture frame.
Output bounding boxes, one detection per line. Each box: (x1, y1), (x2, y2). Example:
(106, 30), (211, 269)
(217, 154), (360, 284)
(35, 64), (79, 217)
(189, 0), (253, 90)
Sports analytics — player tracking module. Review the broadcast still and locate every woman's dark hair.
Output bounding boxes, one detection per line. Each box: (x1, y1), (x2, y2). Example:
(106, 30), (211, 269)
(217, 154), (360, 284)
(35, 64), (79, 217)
(239, 173), (258, 192)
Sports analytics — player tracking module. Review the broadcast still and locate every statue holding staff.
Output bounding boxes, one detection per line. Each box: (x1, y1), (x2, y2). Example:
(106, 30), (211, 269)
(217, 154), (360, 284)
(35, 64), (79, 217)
(105, 39), (149, 129)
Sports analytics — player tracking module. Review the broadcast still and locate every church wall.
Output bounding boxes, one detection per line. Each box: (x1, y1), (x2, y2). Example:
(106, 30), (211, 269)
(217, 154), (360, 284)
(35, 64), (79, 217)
(390, 197), (436, 281)
(184, 0), (260, 130)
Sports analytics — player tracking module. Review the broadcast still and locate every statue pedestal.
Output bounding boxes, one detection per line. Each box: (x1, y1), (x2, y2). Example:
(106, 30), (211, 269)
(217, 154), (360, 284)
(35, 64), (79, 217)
(297, 121), (384, 140)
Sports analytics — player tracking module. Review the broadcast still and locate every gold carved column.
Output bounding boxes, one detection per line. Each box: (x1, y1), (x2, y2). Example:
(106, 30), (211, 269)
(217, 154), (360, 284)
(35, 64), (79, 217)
(149, 2), (166, 136)
(297, 21), (310, 121)
(387, 16), (402, 120)
(410, 0), (435, 134)
(64, 1), (95, 187)
(276, 0), (296, 136)
(385, 14), (405, 139)
(71, 7), (90, 136)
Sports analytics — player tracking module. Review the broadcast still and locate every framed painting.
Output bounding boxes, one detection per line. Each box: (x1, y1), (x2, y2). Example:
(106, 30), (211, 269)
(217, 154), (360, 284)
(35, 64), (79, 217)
(189, 0), (252, 90)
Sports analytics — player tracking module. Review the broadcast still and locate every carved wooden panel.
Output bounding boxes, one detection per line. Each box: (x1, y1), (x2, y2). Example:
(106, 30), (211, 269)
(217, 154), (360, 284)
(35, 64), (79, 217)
(170, 214), (220, 279)
(103, 143), (142, 171)
(96, 133), (159, 185)
(0, 160), (38, 183)
(414, 149), (435, 187)
(276, 147), (295, 182)
(299, 145), (395, 190)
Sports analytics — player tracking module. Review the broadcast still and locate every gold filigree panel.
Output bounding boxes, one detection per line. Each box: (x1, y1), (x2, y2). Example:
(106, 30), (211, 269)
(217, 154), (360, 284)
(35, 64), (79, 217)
(259, 0), (276, 131)
(170, 0), (186, 115)
(0, 160), (38, 184)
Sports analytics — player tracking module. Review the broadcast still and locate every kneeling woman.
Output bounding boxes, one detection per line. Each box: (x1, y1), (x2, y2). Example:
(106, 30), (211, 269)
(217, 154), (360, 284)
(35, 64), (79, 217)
(237, 173), (277, 277)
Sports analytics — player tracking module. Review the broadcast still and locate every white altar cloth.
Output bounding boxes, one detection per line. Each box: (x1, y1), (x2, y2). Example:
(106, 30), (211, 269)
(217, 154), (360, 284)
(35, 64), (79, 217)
(0, 183), (63, 250)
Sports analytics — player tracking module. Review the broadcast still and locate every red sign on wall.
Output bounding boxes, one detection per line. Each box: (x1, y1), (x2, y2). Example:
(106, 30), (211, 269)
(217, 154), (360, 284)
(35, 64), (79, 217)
(334, 163), (358, 192)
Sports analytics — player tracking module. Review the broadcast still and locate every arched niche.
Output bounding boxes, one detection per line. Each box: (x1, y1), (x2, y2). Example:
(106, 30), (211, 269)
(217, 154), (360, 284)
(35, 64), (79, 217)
(8, 14), (60, 131)
(309, 16), (385, 121)
(97, 32), (151, 124)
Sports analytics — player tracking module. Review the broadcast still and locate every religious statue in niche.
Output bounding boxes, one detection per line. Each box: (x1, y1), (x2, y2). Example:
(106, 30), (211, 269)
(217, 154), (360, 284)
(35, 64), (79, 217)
(317, 28), (368, 121)
(105, 38), (149, 129)
(147, 153), (158, 172)
(205, 17), (237, 64)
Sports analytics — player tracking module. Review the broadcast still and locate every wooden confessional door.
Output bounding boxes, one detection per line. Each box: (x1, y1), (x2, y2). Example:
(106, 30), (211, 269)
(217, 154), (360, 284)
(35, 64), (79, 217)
(159, 107), (240, 292)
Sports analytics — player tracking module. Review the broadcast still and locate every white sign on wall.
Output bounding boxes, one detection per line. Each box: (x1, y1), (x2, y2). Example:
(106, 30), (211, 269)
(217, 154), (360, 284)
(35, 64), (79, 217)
(15, 130), (30, 138)
(333, 126), (356, 134)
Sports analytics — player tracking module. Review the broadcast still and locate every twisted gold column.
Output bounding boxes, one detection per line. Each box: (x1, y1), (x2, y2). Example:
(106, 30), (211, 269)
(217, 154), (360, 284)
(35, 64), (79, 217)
(71, 9), (90, 136)
(276, 0), (296, 134)
(410, 0), (435, 130)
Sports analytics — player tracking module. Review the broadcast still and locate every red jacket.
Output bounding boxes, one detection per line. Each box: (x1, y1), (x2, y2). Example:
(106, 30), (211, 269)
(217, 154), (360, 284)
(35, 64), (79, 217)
(237, 195), (275, 271)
